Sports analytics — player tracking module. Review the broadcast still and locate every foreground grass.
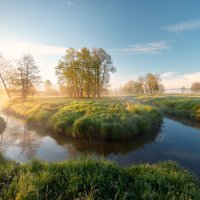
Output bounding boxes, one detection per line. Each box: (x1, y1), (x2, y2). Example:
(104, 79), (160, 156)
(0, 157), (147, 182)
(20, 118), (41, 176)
(3, 97), (162, 141)
(0, 116), (5, 134)
(137, 95), (200, 122)
(0, 156), (199, 200)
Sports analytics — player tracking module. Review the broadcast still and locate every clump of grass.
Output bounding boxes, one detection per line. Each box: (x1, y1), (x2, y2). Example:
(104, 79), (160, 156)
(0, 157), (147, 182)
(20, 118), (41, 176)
(0, 116), (6, 134)
(0, 157), (199, 200)
(2, 98), (162, 141)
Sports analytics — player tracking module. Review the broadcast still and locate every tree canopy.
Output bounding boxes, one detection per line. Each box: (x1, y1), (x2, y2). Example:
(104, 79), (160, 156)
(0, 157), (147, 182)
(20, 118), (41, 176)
(56, 48), (116, 98)
(0, 54), (41, 100)
(191, 82), (200, 93)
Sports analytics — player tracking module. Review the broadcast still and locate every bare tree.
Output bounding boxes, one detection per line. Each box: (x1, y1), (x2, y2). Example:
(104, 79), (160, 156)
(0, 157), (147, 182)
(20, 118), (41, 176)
(15, 54), (41, 100)
(0, 55), (14, 99)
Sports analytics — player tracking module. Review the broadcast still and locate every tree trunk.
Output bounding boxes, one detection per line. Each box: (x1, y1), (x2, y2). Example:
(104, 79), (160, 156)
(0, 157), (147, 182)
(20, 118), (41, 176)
(0, 74), (11, 99)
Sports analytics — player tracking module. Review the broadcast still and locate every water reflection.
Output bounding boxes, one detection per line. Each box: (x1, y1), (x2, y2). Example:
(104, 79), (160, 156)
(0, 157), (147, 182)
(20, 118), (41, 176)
(0, 113), (160, 161)
(0, 115), (41, 161)
(0, 113), (200, 178)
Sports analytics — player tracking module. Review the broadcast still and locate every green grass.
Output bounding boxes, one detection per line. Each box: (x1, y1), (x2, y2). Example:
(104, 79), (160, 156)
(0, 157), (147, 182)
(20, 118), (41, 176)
(0, 156), (199, 200)
(0, 116), (6, 134)
(137, 95), (200, 122)
(2, 97), (162, 141)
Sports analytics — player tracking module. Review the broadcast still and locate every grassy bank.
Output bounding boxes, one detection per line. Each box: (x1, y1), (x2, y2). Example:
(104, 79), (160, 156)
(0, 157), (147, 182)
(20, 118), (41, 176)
(2, 97), (162, 141)
(0, 156), (199, 200)
(0, 116), (6, 134)
(137, 96), (200, 122)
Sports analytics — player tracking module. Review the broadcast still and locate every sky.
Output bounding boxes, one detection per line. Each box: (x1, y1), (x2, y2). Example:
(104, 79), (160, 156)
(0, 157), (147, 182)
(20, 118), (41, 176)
(1, 0), (200, 89)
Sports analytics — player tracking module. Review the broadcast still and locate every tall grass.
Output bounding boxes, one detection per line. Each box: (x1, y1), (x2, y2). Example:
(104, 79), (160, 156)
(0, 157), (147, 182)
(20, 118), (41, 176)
(137, 96), (200, 122)
(2, 98), (162, 141)
(0, 156), (199, 200)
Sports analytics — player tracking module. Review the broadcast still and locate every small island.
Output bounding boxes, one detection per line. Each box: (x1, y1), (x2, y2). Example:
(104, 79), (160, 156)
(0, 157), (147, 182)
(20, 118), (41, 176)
(3, 98), (162, 141)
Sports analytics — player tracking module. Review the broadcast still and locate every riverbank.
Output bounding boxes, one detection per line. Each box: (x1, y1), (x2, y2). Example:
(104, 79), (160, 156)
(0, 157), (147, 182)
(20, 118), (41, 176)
(137, 96), (200, 122)
(2, 97), (162, 141)
(0, 156), (199, 200)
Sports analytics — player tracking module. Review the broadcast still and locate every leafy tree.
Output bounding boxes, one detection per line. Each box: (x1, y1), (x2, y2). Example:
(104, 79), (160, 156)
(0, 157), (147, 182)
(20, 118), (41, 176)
(56, 47), (116, 98)
(122, 80), (136, 94)
(191, 82), (200, 93)
(145, 73), (160, 94)
(91, 48), (116, 98)
(44, 80), (53, 92)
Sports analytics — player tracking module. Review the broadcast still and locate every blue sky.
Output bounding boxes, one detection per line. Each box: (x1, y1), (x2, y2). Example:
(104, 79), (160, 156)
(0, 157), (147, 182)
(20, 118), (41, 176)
(1, 0), (200, 88)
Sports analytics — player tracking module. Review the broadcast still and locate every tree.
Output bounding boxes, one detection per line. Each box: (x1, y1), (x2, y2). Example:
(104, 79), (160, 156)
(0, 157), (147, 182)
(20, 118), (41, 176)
(180, 86), (187, 93)
(191, 82), (200, 93)
(91, 48), (116, 98)
(122, 80), (136, 94)
(136, 76), (145, 94)
(78, 48), (93, 98)
(56, 47), (116, 98)
(44, 80), (53, 92)
(0, 55), (13, 99)
(57, 48), (84, 98)
(159, 84), (165, 94)
(145, 73), (160, 94)
(15, 54), (41, 100)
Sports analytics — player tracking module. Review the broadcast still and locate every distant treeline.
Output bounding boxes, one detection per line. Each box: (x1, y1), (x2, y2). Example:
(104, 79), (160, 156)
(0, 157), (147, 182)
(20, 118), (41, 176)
(120, 73), (165, 95)
(1, 50), (200, 99)
(0, 48), (116, 100)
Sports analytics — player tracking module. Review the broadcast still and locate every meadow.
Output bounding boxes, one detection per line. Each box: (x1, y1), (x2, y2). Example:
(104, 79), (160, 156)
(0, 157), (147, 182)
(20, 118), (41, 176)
(137, 95), (200, 122)
(0, 155), (199, 200)
(2, 97), (162, 141)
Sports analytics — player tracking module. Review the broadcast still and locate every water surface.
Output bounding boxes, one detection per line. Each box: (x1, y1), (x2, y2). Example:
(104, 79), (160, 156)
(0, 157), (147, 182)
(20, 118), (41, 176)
(0, 113), (200, 178)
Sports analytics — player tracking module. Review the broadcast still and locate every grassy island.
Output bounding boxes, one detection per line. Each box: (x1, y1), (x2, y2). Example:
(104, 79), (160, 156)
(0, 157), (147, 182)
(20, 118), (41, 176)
(3, 97), (162, 141)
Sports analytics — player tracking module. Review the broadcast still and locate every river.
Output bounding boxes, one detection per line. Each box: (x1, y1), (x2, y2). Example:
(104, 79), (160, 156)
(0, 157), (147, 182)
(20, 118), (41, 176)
(0, 112), (200, 178)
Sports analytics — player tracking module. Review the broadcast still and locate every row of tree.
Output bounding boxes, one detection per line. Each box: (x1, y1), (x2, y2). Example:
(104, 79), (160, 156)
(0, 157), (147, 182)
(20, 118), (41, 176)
(121, 73), (165, 95)
(180, 82), (200, 93)
(0, 48), (116, 99)
(55, 48), (116, 98)
(0, 54), (41, 100)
